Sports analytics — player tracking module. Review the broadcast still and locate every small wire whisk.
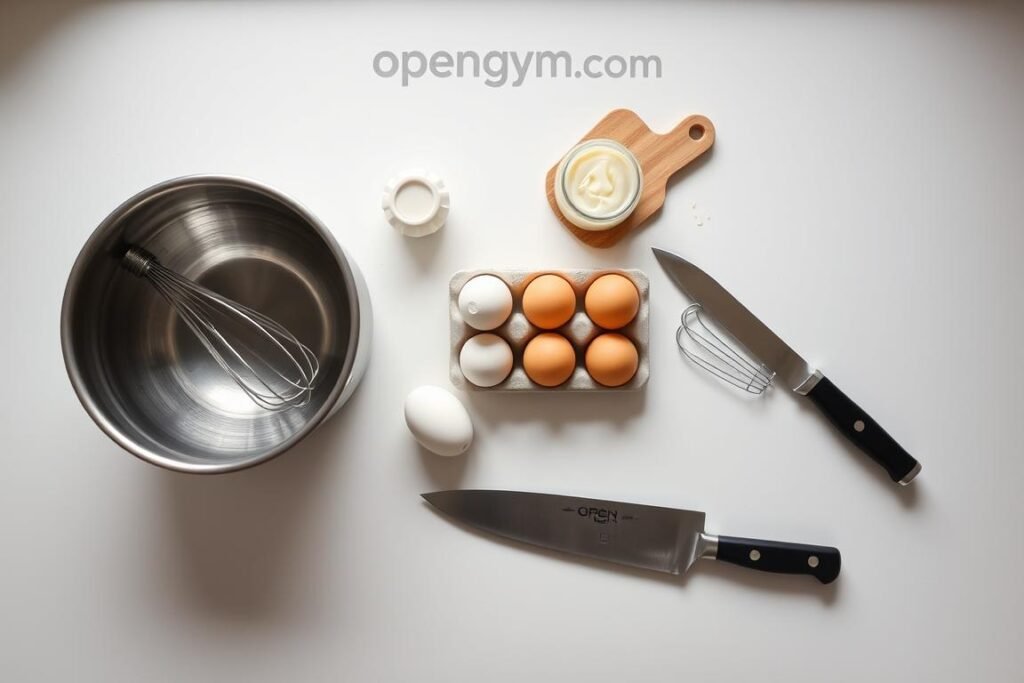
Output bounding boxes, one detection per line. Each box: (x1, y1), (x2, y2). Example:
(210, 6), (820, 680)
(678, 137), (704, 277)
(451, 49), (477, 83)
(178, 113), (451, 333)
(676, 303), (774, 395)
(121, 246), (319, 412)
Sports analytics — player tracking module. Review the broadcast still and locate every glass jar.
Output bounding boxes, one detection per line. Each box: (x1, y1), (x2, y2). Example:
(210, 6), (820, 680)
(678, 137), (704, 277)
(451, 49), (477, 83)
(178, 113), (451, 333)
(554, 138), (643, 231)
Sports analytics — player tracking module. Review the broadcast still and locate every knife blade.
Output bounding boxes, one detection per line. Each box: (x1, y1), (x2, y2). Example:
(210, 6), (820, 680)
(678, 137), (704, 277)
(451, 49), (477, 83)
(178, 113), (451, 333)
(423, 490), (840, 584)
(653, 247), (921, 485)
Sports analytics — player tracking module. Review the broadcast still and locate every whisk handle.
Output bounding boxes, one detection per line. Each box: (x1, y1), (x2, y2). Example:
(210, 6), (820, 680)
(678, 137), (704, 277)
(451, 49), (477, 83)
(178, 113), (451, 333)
(805, 375), (921, 485)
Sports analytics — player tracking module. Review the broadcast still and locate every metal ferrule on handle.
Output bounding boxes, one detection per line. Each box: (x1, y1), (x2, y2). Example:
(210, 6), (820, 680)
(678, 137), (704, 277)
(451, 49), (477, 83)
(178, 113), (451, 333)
(121, 246), (157, 277)
(793, 369), (824, 395)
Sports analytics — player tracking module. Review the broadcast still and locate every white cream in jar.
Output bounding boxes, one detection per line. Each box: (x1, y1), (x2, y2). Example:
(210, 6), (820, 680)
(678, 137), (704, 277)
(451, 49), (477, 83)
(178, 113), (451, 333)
(554, 139), (643, 231)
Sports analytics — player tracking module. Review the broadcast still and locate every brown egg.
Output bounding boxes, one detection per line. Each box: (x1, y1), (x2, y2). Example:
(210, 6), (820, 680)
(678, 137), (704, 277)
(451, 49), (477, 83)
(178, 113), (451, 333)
(522, 274), (576, 329)
(585, 273), (639, 329)
(585, 333), (639, 387)
(523, 333), (576, 387)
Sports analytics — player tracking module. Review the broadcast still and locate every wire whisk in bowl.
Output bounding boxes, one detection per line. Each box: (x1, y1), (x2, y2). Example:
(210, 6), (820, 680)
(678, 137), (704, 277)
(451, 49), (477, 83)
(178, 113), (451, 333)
(676, 303), (774, 395)
(121, 246), (320, 412)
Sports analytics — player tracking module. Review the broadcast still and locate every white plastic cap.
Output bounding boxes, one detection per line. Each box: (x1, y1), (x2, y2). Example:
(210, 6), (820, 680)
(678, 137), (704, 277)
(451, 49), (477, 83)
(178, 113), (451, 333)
(382, 169), (449, 237)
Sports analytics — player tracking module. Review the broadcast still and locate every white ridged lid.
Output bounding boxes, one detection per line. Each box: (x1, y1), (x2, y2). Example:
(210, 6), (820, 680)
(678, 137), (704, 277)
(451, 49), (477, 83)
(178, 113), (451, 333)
(382, 169), (449, 237)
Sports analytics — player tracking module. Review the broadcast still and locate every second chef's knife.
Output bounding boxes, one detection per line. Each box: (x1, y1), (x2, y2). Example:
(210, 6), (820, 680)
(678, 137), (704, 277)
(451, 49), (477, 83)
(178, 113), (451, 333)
(653, 247), (921, 484)
(423, 490), (841, 584)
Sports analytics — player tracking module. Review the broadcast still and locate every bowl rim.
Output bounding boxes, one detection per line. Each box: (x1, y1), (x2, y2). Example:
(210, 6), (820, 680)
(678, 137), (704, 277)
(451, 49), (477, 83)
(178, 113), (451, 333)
(60, 173), (363, 474)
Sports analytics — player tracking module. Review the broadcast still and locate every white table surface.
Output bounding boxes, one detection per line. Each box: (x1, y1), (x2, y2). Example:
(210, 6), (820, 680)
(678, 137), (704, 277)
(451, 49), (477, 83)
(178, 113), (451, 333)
(3, 1), (1023, 680)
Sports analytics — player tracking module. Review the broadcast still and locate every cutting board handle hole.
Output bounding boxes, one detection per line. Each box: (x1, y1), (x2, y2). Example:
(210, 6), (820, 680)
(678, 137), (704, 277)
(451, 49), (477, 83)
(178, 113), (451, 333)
(688, 124), (705, 140)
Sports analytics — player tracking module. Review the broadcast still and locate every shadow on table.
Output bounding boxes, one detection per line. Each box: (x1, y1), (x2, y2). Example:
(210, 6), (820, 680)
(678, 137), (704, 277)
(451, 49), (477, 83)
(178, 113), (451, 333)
(1, 0), (98, 80)
(417, 441), (469, 490)
(467, 388), (647, 431)
(154, 383), (366, 623)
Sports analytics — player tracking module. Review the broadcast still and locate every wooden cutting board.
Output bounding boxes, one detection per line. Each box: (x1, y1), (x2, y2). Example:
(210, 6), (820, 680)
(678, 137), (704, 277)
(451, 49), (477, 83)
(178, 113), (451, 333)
(545, 109), (715, 248)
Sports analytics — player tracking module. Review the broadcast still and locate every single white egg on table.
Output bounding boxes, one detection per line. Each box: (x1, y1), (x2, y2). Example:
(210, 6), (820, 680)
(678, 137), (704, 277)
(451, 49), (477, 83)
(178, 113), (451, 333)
(459, 333), (513, 387)
(458, 274), (513, 331)
(404, 385), (473, 457)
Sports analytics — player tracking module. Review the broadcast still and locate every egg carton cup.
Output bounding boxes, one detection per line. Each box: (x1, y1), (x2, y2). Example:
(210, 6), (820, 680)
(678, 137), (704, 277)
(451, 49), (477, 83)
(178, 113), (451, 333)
(449, 268), (649, 392)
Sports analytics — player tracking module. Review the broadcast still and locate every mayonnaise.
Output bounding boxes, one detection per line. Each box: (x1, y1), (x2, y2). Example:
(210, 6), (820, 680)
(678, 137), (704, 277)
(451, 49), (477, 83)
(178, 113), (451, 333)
(554, 139), (642, 231)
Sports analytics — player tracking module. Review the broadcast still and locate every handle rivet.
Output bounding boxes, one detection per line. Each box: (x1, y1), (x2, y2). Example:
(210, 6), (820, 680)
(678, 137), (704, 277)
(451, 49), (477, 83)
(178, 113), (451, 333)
(749, 549), (761, 561)
(853, 420), (865, 432)
(808, 555), (820, 568)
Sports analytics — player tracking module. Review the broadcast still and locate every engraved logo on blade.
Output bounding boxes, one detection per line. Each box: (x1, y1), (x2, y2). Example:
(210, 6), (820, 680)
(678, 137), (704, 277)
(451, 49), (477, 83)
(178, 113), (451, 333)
(560, 505), (636, 524)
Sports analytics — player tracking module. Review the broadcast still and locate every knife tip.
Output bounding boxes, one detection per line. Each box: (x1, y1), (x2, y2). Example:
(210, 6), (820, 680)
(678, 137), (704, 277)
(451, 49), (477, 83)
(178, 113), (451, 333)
(651, 247), (675, 264)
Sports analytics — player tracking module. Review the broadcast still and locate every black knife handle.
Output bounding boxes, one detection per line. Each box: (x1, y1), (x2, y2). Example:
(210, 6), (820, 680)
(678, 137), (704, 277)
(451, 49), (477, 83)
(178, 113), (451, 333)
(716, 536), (841, 584)
(804, 375), (921, 485)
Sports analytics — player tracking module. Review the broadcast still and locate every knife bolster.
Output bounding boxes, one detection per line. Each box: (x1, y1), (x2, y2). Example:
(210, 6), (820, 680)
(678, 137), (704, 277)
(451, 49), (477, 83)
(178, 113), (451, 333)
(793, 369), (824, 395)
(697, 532), (719, 560)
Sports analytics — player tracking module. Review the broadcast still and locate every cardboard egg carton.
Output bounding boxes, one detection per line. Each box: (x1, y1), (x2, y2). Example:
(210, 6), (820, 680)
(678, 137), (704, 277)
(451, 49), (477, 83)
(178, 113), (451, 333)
(449, 269), (649, 391)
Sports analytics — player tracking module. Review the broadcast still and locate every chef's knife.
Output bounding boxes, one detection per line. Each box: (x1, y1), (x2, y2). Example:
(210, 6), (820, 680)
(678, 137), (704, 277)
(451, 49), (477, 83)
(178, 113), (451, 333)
(423, 490), (840, 584)
(653, 247), (920, 484)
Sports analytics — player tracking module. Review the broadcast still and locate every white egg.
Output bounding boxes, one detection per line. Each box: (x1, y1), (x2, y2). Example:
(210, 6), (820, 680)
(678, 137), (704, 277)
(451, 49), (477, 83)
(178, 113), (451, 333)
(458, 274), (513, 331)
(459, 333), (514, 388)
(404, 386), (474, 457)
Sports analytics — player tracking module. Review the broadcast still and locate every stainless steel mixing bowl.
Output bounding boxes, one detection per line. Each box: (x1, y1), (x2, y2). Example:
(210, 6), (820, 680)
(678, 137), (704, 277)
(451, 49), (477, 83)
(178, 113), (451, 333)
(61, 175), (372, 473)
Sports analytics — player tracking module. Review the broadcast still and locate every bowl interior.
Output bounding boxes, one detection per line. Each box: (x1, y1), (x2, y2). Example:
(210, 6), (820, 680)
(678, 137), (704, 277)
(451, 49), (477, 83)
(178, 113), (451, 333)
(64, 179), (353, 470)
